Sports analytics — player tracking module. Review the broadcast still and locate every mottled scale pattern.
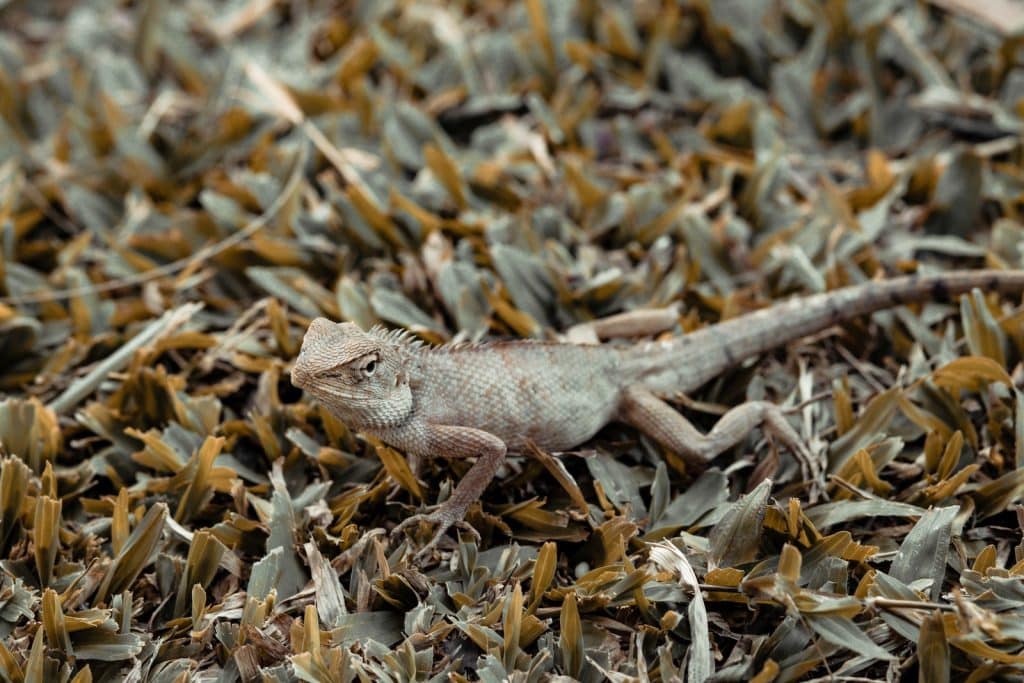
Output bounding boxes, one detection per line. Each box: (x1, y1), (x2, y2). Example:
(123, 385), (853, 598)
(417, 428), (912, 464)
(405, 343), (627, 452)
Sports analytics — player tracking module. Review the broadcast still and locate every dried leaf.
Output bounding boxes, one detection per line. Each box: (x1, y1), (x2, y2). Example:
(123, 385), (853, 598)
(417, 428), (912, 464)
(558, 592), (583, 678)
(890, 506), (958, 602)
(709, 478), (772, 569)
(804, 614), (895, 662)
(932, 356), (1012, 394)
(96, 503), (167, 604)
(918, 611), (950, 683)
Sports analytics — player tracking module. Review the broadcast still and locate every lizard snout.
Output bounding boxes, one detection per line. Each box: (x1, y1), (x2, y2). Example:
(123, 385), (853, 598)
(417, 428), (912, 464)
(290, 317), (337, 390)
(290, 346), (317, 390)
(289, 358), (309, 389)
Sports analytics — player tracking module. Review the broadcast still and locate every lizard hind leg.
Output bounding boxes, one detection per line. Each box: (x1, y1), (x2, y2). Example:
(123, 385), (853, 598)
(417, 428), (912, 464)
(618, 386), (823, 486)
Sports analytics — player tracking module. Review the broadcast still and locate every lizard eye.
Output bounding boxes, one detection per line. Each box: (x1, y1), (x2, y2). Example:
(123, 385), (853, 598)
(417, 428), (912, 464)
(362, 358), (377, 377)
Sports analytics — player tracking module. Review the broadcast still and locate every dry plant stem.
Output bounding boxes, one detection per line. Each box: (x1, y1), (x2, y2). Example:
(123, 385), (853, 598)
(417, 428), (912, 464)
(47, 302), (204, 415)
(291, 270), (1024, 557)
(700, 585), (955, 613)
(0, 142), (308, 307)
(870, 598), (955, 612)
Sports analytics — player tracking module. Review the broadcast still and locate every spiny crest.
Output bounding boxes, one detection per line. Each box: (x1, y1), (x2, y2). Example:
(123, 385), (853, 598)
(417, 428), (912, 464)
(367, 323), (561, 355)
(368, 324), (428, 352)
(431, 336), (551, 355)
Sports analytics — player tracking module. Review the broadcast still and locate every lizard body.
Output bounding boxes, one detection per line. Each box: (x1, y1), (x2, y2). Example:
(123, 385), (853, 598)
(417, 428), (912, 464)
(290, 269), (1024, 554)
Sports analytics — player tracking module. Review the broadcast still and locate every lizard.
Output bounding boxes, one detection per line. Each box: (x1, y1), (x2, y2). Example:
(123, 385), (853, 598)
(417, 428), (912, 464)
(289, 269), (1024, 556)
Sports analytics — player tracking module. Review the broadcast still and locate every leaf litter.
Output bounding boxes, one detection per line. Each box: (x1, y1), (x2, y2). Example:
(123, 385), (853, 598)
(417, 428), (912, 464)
(2, 0), (1024, 680)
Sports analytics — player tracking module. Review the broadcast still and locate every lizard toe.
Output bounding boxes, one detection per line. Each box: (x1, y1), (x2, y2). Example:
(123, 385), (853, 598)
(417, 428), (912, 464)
(393, 508), (439, 536)
(453, 520), (481, 543)
(397, 503), (482, 561)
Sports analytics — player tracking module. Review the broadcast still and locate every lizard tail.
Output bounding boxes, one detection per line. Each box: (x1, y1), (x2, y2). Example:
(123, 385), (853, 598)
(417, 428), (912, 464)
(630, 269), (1024, 394)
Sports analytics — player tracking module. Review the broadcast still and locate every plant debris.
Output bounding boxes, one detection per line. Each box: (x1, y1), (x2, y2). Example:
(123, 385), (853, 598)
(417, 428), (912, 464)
(3, 0), (1024, 680)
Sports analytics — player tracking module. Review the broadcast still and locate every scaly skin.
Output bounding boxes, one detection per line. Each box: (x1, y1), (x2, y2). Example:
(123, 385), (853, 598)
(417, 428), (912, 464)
(290, 270), (1024, 557)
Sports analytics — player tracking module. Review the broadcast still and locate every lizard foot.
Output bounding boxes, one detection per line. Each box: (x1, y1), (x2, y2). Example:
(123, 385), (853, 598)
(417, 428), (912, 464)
(395, 505), (481, 560)
(761, 404), (824, 497)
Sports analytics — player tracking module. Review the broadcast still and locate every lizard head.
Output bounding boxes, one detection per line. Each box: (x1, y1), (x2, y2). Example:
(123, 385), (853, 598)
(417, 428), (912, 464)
(290, 318), (413, 428)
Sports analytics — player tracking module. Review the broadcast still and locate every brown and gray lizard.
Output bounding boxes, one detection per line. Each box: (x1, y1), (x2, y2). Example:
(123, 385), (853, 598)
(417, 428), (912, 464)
(290, 270), (1024, 554)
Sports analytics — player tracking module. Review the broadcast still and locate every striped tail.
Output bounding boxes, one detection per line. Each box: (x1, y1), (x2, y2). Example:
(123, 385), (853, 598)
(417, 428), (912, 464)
(628, 269), (1024, 394)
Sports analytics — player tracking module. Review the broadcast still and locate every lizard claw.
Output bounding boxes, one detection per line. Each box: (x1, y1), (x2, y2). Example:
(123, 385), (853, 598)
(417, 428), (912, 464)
(395, 504), (479, 560)
(761, 405), (825, 499)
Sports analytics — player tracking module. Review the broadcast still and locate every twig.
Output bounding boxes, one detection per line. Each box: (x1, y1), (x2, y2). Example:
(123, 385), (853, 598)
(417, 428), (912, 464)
(47, 302), (204, 414)
(869, 597), (955, 613)
(1, 139), (308, 306)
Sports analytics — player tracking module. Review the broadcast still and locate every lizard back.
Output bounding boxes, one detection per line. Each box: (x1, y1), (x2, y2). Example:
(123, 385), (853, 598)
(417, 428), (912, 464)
(404, 341), (627, 453)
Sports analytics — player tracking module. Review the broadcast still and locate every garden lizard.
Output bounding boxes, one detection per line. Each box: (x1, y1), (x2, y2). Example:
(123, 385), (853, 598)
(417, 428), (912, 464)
(290, 270), (1024, 555)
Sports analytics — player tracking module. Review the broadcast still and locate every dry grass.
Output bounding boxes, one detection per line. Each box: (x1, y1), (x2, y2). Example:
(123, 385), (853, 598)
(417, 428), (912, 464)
(2, 0), (1024, 680)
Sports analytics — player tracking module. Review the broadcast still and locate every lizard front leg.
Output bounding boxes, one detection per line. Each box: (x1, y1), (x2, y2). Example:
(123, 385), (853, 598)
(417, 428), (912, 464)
(394, 424), (507, 558)
(618, 386), (822, 485)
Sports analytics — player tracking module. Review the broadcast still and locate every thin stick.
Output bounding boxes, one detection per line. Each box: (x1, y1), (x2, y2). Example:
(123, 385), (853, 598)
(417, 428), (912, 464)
(47, 302), (203, 414)
(1, 139), (308, 306)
